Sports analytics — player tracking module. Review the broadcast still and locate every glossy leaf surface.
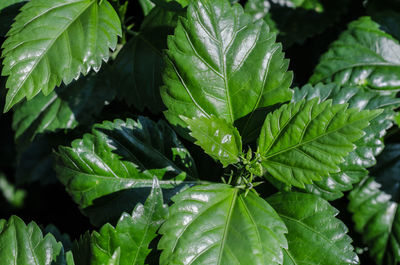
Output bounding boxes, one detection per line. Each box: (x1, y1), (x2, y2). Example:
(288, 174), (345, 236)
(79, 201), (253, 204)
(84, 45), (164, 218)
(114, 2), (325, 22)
(293, 83), (400, 199)
(310, 16), (400, 91)
(158, 184), (288, 265)
(0, 216), (67, 265)
(73, 179), (168, 265)
(1, 0), (122, 111)
(183, 115), (242, 167)
(55, 117), (197, 219)
(114, 7), (182, 113)
(162, 0), (293, 130)
(258, 98), (380, 187)
(268, 192), (359, 265)
(349, 144), (400, 265)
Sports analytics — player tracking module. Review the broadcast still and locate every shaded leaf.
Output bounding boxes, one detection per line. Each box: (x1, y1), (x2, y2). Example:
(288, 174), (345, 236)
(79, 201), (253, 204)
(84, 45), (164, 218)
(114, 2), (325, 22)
(162, 0), (293, 132)
(13, 67), (115, 147)
(310, 16), (400, 91)
(348, 144), (400, 265)
(293, 83), (400, 200)
(268, 192), (359, 265)
(114, 6), (182, 113)
(1, 0), (122, 111)
(258, 98), (381, 188)
(73, 179), (168, 265)
(55, 117), (197, 225)
(183, 115), (242, 167)
(158, 183), (287, 265)
(0, 215), (68, 265)
(245, 0), (348, 47)
(0, 0), (28, 37)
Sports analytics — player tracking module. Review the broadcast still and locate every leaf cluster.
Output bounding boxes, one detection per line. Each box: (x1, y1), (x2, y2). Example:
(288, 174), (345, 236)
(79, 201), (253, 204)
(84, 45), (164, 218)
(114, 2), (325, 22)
(0, 0), (400, 264)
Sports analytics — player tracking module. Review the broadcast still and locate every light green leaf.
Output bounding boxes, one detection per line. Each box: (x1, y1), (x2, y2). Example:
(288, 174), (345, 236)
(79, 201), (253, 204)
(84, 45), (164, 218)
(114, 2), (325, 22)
(55, 117), (197, 225)
(162, 0), (293, 131)
(183, 115), (242, 167)
(258, 98), (381, 188)
(72, 179), (168, 265)
(268, 192), (359, 265)
(293, 83), (400, 200)
(158, 183), (288, 265)
(114, 6), (182, 114)
(310, 16), (400, 91)
(13, 68), (115, 147)
(0, 215), (68, 265)
(348, 144), (400, 265)
(1, 0), (122, 111)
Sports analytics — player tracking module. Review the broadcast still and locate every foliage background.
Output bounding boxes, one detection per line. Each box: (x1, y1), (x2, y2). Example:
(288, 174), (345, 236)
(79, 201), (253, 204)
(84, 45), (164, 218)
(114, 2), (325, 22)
(0, 0), (399, 264)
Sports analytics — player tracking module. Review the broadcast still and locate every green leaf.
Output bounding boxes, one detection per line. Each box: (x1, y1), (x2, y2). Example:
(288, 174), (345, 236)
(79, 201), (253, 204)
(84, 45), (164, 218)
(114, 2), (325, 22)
(0, 0), (26, 11)
(114, 6), (182, 114)
(0, 1), (28, 37)
(151, 0), (188, 10)
(310, 16), (400, 91)
(162, 0), (293, 132)
(72, 179), (168, 265)
(13, 68), (115, 147)
(258, 98), (381, 188)
(348, 144), (400, 265)
(1, 0), (122, 111)
(55, 117), (197, 225)
(183, 115), (242, 167)
(139, 0), (155, 15)
(0, 172), (26, 207)
(245, 0), (347, 47)
(267, 192), (359, 265)
(293, 83), (400, 200)
(0, 215), (68, 265)
(158, 183), (288, 265)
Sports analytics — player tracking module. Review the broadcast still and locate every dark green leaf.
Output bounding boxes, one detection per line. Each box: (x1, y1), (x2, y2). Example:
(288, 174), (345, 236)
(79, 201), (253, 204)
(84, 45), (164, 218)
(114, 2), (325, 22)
(114, 7), (182, 113)
(258, 98), (381, 188)
(293, 83), (400, 199)
(348, 144), (400, 265)
(13, 68), (115, 147)
(245, 0), (348, 47)
(0, 0), (27, 37)
(158, 183), (288, 265)
(1, 0), (122, 111)
(73, 179), (168, 265)
(0, 215), (68, 265)
(183, 115), (242, 167)
(310, 16), (400, 91)
(43, 225), (73, 252)
(56, 117), (197, 225)
(162, 0), (293, 132)
(268, 192), (359, 265)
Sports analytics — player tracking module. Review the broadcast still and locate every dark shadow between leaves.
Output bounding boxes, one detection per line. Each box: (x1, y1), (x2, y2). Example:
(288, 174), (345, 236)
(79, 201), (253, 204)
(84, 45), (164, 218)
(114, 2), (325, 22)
(82, 182), (194, 227)
(0, 2), (27, 37)
(369, 144), (400, 202)
(234, 104), (282, 146)
(268, 0), (350, 47)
